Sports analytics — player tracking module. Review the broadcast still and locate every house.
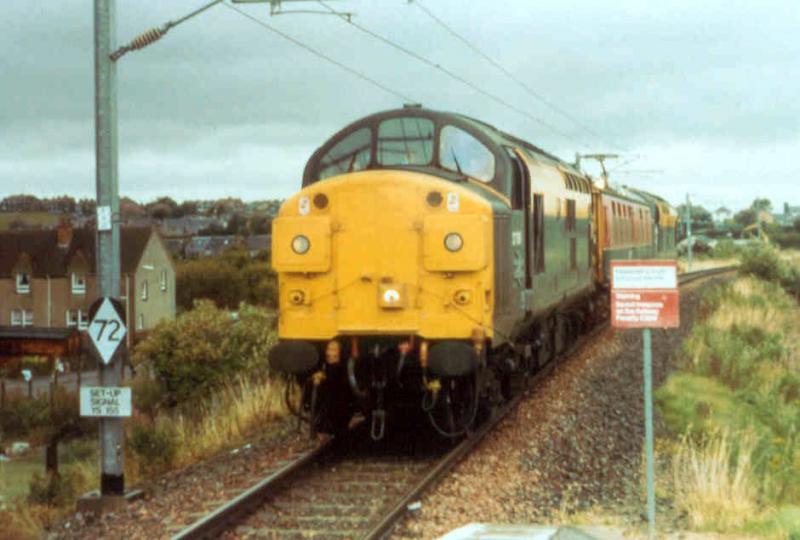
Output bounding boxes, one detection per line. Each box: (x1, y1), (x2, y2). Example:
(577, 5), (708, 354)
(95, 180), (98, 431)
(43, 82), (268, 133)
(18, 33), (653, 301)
(0, 223), (176, 348)
(184, 235), (239, 258)
(160, 216), (222, 237)
(245, 234), (271, 257)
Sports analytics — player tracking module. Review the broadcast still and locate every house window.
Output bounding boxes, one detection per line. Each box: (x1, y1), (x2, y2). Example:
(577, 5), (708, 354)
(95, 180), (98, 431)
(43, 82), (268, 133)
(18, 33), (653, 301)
(160, 269), (167, 292)
(78, 310), (88, 330)
(16, 273), (30, 294)
(137, 314), (144, 330)
(66, 309), (78, 327)
(12, 309), (33, 327)
(71, 273), (86, 295)
(141, 280), (149, 301)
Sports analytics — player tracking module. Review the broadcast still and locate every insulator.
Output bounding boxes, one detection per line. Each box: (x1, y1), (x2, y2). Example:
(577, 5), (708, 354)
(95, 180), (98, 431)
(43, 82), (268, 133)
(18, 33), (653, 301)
(129, 28), (165, 51)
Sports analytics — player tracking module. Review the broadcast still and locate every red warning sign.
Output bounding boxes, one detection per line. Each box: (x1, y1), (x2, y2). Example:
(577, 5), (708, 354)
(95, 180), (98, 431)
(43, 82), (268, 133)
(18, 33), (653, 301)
(610, 261), (679, 328)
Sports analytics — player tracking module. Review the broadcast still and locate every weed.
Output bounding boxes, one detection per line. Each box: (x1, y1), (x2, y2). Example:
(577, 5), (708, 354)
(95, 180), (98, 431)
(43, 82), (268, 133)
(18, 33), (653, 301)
(127, 419), (178, 476)
(671, 431), (758, 531)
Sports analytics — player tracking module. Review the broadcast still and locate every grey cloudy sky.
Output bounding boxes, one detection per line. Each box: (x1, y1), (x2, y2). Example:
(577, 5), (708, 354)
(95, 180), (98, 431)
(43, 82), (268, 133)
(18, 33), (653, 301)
(1, 0), (798, 211)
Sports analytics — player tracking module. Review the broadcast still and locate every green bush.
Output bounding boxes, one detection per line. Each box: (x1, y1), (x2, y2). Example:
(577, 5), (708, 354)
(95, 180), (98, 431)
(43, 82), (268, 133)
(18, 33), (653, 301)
(740, 243), (785, 282)
(129, 374), (168, 419)
(685, 324), (785, 391)
(131, 300), (276, 406)
(176, 250), (278, 311)
(28, 469), (81, 507)
(770, 230), (800, 250)
(739, 243), (800, 298)
(0, 387), (91, 443)
(127, 420), (177, 475)
(0, 395), (49, 439)
(710, 239), (741, 259)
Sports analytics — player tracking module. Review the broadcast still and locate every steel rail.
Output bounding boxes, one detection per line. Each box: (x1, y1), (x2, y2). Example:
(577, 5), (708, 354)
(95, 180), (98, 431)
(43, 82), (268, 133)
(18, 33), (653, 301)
(171, 437), (333, 540)
(173, 265), (736, 540)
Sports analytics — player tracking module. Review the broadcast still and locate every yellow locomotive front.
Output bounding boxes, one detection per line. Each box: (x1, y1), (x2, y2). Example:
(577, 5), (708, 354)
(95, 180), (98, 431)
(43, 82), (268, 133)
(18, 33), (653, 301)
(269, 109), (503, 438)
(272, 170), (493, 341)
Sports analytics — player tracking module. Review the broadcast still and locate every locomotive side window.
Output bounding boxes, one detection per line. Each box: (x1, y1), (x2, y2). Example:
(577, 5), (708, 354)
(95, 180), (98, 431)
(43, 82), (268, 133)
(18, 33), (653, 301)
(566, 199), (576, 232)
(439, 125), (495, 182)
(533, 193), (545, 273)
(377, 117), (434, 166)
(319, 128), (372, 180)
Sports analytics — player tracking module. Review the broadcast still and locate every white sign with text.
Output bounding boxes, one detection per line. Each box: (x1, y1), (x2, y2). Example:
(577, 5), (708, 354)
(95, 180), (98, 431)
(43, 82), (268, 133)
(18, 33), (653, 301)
(80, 387), (132, 417)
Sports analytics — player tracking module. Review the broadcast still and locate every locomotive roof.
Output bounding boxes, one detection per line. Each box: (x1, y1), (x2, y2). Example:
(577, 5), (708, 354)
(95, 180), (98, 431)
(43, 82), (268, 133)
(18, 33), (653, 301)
(302, 107), (586, 189)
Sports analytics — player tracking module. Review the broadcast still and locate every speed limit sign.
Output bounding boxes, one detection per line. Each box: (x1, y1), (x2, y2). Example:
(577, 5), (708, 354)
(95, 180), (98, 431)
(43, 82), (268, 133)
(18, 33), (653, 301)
(88, 297), (127, 365)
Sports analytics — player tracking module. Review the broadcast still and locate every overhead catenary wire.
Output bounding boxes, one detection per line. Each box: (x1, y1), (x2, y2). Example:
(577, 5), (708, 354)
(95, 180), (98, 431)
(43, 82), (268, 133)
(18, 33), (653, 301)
(314, 0), (592, 150)
(411, 0), (622, 152)
(223, 1), (415, 103)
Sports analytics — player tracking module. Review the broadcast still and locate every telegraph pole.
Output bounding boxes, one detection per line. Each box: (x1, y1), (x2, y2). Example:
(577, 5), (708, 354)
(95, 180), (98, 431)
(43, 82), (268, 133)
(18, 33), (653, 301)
(94, 0), (125, 497)
(84, 0), (337, 508)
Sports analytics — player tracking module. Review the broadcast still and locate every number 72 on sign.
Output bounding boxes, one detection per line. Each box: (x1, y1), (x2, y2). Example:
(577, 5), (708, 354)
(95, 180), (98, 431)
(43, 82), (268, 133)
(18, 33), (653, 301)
(87, 297), (127, 364)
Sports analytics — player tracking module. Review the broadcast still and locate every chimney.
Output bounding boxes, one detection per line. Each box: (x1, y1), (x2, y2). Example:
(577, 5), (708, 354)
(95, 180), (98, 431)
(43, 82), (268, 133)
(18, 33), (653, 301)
(57, 218), (73, 249)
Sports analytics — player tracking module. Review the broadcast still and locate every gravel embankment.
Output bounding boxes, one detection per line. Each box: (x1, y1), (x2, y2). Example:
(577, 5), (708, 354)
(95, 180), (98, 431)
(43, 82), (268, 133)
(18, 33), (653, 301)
(393, 278), (721, 539)
(52, 417), (316, 540)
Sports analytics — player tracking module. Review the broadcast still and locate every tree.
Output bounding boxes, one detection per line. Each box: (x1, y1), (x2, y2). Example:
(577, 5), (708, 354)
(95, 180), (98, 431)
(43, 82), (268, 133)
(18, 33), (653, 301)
(178, 200), (198, 216)
(676, 204), (714, 235)
(176, 258), (247, 310)
(794, 217), (800, 233)
(248, 214), (272, 235)
(751, 198), (772, 213)
(78, 198), (96, 216)
(146, 197), (179, 219)
(120, 197), (146, 219)
(734, 208), (756, 228)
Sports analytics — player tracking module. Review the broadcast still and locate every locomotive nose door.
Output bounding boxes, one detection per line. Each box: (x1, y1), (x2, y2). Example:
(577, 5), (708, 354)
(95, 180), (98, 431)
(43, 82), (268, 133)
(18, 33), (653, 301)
(507, 147), (533, 308)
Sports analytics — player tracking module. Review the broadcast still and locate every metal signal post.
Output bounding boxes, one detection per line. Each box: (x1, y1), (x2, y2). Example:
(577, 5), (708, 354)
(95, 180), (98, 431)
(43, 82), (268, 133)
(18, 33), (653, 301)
(94, 0), (125, 497)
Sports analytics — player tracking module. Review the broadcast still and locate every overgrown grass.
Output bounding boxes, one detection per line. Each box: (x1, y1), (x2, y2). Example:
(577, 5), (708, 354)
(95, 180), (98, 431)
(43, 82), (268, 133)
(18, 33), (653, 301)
(671, 431), (759, 531)
(126, 375), (287, 479)
(0, 441), (98, 539)
(656, 251), (800, 537)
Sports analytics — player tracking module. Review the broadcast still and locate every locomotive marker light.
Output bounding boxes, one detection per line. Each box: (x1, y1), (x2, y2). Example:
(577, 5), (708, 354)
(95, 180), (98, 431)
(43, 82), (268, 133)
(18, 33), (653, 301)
(610, 260), (679, 540)
(444, 232), (464, 252)
(292, 234), (311, 254)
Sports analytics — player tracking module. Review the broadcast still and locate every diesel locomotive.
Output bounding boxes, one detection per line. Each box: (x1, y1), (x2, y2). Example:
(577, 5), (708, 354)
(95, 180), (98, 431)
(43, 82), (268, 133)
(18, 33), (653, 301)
(269, 107), (677, 439)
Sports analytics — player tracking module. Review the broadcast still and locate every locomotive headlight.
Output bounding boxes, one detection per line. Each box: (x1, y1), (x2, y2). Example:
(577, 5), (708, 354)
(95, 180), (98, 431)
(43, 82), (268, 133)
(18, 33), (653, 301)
(291, 235), (311, 254)
(444, 232), (463, 252)
(383, 288), (401, 305)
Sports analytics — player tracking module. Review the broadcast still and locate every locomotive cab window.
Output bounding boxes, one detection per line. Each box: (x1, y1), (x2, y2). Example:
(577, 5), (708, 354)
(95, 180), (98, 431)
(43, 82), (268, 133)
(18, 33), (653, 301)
(439, 125), (495, 183)
(319, 128), (372, 180)
(377, 117), (434, 166)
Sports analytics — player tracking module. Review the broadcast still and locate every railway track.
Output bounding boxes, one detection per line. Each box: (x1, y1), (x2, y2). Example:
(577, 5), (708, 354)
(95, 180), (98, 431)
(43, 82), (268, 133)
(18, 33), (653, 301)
(172, 265), (736, 540)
